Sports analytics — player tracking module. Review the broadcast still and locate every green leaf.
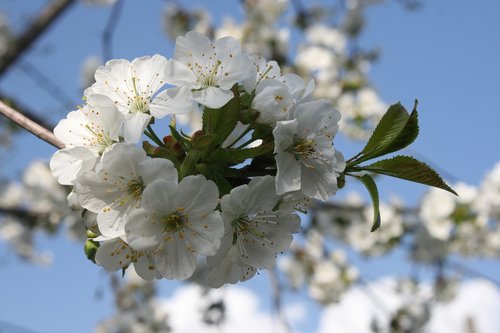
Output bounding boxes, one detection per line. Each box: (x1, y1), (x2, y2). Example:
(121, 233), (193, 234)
(195, 163), (233, 196)
(192, 134), (215, 149)
(84, 239), (99, 263)
(206, 143), (274, 164)
(352, 101), (419, 165)
(153, 147), (181, 169)
(180, 149), (202, 178)
(361, 155), (457, 195)
(169, 125), (191, 151)
(202, 89), (240, 146)
(213, 172), (233, 196)
(351, 174), (381, 231)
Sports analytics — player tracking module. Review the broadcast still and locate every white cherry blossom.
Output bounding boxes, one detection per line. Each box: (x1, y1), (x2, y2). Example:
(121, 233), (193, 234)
(125, 176), (223, 280)
(207, 176), (300, 287)
(50, 94), (123, 185)
(76, 143), (178, 238)
(251, 73), (314, 125)
(273, 99), (344, 200)
(85, 54), (194, 142)
(243, 54), (281, 92)
(251, 79), (292, 125)
(53, 94), (123, 153)
(166, 31), (252, 108)
(95, 238), (161, 280)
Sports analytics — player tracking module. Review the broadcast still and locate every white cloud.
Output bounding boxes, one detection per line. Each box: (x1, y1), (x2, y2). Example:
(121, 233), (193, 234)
(317, 278), (500, 333)
(428, 279), (500, 333)
(160, 284), (307, 333)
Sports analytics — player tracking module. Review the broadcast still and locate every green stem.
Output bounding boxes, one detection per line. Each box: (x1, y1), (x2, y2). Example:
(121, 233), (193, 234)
(236, 137), (258, 149)
(346, 152), (363, 164)
(226, 125), (252, 148)
(145, 124), (164, 146)
(144, 130), (163, 147)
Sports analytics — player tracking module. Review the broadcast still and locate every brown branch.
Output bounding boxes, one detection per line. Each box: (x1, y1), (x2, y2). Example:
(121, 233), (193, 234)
(311, 200), (419, 215)
(17, 60), (78, 109)
(102, 0), (124, 62)
(0, 100), (64, 149)
(268, 268), (293, 333)
(0, 93), (56, 131)
(0, 206), (44, 229)
(0, 0), (77, 77)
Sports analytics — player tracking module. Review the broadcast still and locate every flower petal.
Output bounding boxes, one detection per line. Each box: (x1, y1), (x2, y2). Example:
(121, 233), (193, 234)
(192, 86), (234, 109)
(150, 86), (195, 118)
(123, 112), (151, 143)
(155, 234), (197, 280)
(50, 147), (97, 185)
(138, 158), (178, 185)
(174, 175), (219, 215)
(125, 209), (162, 251)
(184, 211), (224, 256)
(275, 153), (301, 195)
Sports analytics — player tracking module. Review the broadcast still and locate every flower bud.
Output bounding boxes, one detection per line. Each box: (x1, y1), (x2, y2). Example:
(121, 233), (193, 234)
(84, 239), (99, 263)
(163, 135), (175, 147)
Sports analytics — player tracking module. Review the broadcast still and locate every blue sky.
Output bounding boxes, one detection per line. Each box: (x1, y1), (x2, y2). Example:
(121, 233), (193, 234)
(0, 0), (499, 332)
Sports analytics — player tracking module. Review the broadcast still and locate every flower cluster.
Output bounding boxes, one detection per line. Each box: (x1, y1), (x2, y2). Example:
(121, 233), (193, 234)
(49, 31), (344, 286)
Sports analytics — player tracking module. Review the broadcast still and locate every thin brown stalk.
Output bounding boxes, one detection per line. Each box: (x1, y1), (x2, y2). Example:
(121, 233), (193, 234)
(0, 0), (77, 76)
(0, 100), (64, 149)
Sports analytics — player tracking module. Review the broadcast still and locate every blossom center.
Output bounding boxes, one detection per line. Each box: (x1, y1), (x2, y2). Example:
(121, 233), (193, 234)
(130, 95), (150, 114)
(231, 213), (278, 248)
(291, 137), (316, 161)
(127, 177), (144, 200)
(233, 216), (266, 238)
(161, 210), (188, 232)
(200, 60), (222, 87)
(130, 77), (150, 114)
(84, 124), (115, 154)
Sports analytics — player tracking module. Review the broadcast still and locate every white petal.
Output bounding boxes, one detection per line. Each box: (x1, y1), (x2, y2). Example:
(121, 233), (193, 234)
(96, 203), (130, 238)
(192, 86), (234, 108)
(99, 143), (145, 178)
(123, 112), (151, 143)
(49, 147), (97, 185)
(174, 175), (219, 215)
(130, 54), (169, 96)
(216, 54), (253, 89)
(300, 163), (338, 201)
(75, 171), (109, 212)
(150, 86), (195, 118)
(207, 236), (257, 287)
(174, 31), (211, 64)
(53, 110), (87, 147)
(184, 211), (224, 256)
(275, 153), (301, 195)
(138, 158), (178, 185)
(95, 238), (132, 271)
(239, 237), (276, 269)
(125, 209), (162, 251)
(165, 59), (198, 88)
(141, 180), (176, 215)
(155, 234), (197, 280)
(273, 119), (297, 153)
(88, 59), (134, 113)
(85, 93), (123, 141)
(244, 176), (279, 212)
(133, 253), (161, 280)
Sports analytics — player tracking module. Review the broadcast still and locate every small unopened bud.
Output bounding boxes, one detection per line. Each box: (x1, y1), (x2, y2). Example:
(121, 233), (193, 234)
(240, 108), (259, 124)
(84, 239), (99, 263)
(191, 130), (205, 141)
(337, 174), (345, 189)
(163, 135), (174, 147)
(172, 142), (182, 151)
